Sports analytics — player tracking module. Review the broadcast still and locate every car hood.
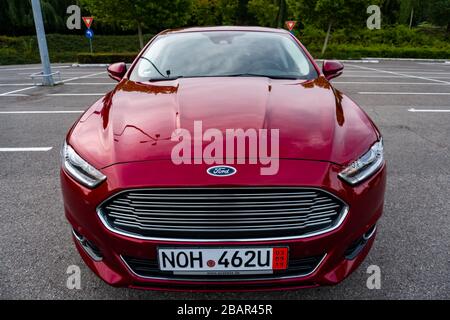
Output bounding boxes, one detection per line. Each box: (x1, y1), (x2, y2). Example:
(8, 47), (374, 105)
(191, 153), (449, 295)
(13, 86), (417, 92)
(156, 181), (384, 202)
(69, 76), (378, 169)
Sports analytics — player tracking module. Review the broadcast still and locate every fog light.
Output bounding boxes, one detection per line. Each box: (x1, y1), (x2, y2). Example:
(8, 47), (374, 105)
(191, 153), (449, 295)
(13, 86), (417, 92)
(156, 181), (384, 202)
(72, 229), (103, 261)
(345, 225), (377, 260)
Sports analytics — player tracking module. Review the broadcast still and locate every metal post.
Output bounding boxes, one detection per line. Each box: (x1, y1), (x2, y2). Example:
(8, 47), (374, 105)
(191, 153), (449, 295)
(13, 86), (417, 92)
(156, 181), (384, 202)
(31, 0), (54, 86)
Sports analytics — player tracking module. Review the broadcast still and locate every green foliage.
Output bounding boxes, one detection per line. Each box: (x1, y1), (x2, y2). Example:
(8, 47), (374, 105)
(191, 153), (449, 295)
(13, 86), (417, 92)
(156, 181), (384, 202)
(0, 0), (75, 35)
(314, 0), (380, 28)
(79, 0), (193, 31)
(426, 0), (450, 29)
(302, 25), (449, 47)
(248, 0), (279, 26)
(0, 34), (154, 65)
(189, 0), (243, 25)
(77, 52), (137, 64)
(1, 0), (449, 36)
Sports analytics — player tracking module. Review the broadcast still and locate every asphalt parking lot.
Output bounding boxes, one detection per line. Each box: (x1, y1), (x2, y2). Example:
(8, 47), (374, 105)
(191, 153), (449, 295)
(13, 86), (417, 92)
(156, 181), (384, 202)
(0, 60), (449, 299)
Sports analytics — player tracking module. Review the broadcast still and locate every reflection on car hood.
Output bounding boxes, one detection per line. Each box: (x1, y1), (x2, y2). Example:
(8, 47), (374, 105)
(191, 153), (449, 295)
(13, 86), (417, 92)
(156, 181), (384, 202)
(69, 76), (378, 168)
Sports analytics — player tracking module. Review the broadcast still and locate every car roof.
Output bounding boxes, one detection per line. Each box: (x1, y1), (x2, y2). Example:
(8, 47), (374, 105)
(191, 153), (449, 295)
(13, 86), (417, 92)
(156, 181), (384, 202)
(159, 26), (291, 36)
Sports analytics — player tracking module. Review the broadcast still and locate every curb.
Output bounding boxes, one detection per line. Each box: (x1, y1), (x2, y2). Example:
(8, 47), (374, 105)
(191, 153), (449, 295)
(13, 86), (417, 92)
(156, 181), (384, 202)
(71, 63), (110, 68)
(363, 57), (450, 63)
(316, 59), (379, 63)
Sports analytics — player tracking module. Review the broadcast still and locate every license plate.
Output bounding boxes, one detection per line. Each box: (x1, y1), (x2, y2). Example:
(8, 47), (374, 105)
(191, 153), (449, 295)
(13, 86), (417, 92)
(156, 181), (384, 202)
(158, 247), (288, 275)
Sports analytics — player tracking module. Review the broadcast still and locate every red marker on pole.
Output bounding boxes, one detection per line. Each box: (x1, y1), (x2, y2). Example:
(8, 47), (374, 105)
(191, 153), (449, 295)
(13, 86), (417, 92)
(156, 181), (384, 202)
(285, 21), (297, 31)
(82, 17), (94, 29)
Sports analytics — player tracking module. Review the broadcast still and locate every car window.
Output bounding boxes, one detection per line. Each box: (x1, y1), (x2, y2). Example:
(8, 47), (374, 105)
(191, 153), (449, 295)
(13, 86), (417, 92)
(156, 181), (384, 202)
(130, 31), (318, 81)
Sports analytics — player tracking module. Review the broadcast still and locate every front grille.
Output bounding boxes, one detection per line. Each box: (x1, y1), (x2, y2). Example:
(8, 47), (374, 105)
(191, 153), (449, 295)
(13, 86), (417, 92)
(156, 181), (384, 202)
(98, 188), (347, 240)
(122, 254), (325, 280)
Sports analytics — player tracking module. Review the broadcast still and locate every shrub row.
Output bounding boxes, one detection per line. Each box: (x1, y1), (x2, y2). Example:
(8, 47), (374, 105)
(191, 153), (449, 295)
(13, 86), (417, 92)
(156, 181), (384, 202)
(309, 45), (450, 60)
(77, 53), (137, 64)
(0, 33), (152, 65)
(298, 25), (450, 49)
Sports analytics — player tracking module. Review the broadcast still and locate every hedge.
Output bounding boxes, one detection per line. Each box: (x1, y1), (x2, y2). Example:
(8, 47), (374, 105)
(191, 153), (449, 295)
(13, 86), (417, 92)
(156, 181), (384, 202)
(0, 33), (152, 65)
(77, 52), (137, 64)
(310, 45), (450, 60)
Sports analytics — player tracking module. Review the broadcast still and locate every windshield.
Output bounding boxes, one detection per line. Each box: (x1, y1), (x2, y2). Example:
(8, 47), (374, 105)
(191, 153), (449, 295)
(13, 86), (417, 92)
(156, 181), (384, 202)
(130, 31), (318, 81)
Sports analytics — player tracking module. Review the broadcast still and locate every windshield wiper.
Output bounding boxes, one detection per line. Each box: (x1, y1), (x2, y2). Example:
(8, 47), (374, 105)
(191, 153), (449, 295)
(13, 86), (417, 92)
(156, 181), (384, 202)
(148, 75), (183, 82)
(223, 73), (303, 80)
(146, 73), (303, 82)
(140, 56), (170, 79)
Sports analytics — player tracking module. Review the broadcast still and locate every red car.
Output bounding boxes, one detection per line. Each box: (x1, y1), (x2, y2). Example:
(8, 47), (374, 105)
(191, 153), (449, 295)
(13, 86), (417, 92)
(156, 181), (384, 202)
(61, 26), (386, 291)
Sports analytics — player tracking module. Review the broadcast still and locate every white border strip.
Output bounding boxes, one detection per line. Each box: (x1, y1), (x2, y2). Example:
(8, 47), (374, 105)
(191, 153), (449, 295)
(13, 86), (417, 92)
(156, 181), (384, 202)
(0, 110), (83, 114)
(408, 108), (450, 113)
(46, 93), (105, 96)
(359, 92), (450, 95)
(0, 147), (53, 152)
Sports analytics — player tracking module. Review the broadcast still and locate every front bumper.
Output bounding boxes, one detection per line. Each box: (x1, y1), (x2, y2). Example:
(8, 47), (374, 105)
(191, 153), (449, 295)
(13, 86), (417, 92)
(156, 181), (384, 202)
(61, 159), (386, 291)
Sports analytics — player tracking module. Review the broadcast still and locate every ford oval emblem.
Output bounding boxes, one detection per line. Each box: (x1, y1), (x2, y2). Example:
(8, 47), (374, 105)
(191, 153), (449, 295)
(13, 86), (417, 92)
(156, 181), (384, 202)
(207, 165), (237, 177)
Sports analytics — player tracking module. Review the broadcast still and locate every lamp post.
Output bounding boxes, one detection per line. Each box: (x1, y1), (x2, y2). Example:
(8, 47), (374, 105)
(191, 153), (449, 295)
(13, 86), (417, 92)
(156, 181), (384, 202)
(31, 0), (54, 86)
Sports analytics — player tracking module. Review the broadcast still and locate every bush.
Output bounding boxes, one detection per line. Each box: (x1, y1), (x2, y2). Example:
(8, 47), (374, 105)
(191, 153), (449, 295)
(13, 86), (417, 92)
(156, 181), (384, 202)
(308, 45), (450, 60)
(296, 25), (450, 59)
(0, 34), (153, 65)
(77, 52), (138, 64)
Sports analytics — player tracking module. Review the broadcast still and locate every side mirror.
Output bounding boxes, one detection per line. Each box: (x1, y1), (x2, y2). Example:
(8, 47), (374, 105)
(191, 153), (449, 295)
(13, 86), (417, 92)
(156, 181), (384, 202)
(322, 60), (344, 80)
(107, 62), (127, 82)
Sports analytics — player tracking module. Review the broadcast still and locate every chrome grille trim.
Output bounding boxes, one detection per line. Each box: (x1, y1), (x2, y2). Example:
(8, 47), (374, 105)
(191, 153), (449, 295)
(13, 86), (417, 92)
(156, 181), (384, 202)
(97, 187), (349, 242)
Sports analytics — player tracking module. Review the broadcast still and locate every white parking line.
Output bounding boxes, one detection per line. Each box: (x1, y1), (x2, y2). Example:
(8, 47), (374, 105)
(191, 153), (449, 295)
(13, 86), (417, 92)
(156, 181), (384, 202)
(62, 76), (108, 79)
(0, 86), (36, 96)
(0, 71), (107, 96)
(345, 71), (450, 75)
(408, 108), (450, 113)
(46, 93), (105, 96)
(334, 82), (450, 85)
(359, 92), (450, 95)
(341, 75), (450, 79)
(0, 110), (83, 114)
(61, 71), (107, 83)
(65, 82), (114, 85)
(341, 75), (412, 78)
(0, 82), (112, 87)
(350, 68), (450, 72)
(0, 66), (70, 72)
(350, 64), (450, 85)
(0, 147), (53, 152)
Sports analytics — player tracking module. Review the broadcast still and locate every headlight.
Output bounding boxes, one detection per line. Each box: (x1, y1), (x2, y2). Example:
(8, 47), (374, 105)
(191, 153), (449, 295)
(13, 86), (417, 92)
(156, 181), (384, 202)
(338, 139), (384, 185)
(62, 141), (106, 188)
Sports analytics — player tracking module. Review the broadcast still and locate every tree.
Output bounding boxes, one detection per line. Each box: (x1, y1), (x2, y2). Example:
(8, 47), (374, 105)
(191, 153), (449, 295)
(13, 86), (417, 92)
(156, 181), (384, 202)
(379, 0), (401, 25)
(0, 0), (74, 35)
(190, 0), (221, 26)
(80, 0), (193, 49)
(286, 0), (319, 25)
(248, 0), (287, 27)
(314, 0), (377, 55)
(427, 0), (450, 35)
